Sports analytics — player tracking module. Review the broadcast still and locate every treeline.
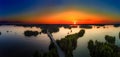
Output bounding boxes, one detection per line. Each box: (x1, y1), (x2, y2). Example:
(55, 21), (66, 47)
(88, 35), (120, 57)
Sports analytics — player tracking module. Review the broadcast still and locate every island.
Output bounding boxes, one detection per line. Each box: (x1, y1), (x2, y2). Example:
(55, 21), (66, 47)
(88, 35), (120, 57)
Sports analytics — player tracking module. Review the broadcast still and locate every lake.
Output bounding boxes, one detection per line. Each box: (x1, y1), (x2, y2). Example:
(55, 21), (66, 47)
(0, 24), (120, 57)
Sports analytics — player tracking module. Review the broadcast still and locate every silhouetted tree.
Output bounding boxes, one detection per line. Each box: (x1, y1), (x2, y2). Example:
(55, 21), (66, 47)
(24, 30), (39, 37)
(41, 25), (60, 34)
(80, 25), (92, 29)
(33, 51), (42, 57)
(105, 35), (115, 44)
(114, 24), (120, 27)
(119, 32), (120, 38)
(88, 35), (120, 57)
(0, 32), (1, 35)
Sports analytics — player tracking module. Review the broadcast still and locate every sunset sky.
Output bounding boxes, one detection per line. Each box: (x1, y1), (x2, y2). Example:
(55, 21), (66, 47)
(0, 0), (120, 24)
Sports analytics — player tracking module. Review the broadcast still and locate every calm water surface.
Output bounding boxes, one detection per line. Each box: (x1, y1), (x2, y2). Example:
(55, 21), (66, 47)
(0, 25), (119, 57)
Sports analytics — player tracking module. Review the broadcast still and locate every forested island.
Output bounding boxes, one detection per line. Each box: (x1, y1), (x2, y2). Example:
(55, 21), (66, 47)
(88, 35), (120, 57)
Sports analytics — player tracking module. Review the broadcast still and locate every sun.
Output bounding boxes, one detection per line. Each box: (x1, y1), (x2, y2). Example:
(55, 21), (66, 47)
(74, 21), (77, 24)
(70, 16), (77, 24)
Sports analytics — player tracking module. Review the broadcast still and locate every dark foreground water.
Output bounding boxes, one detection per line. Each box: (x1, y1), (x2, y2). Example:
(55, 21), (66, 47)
(0, 24), (120, 57)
